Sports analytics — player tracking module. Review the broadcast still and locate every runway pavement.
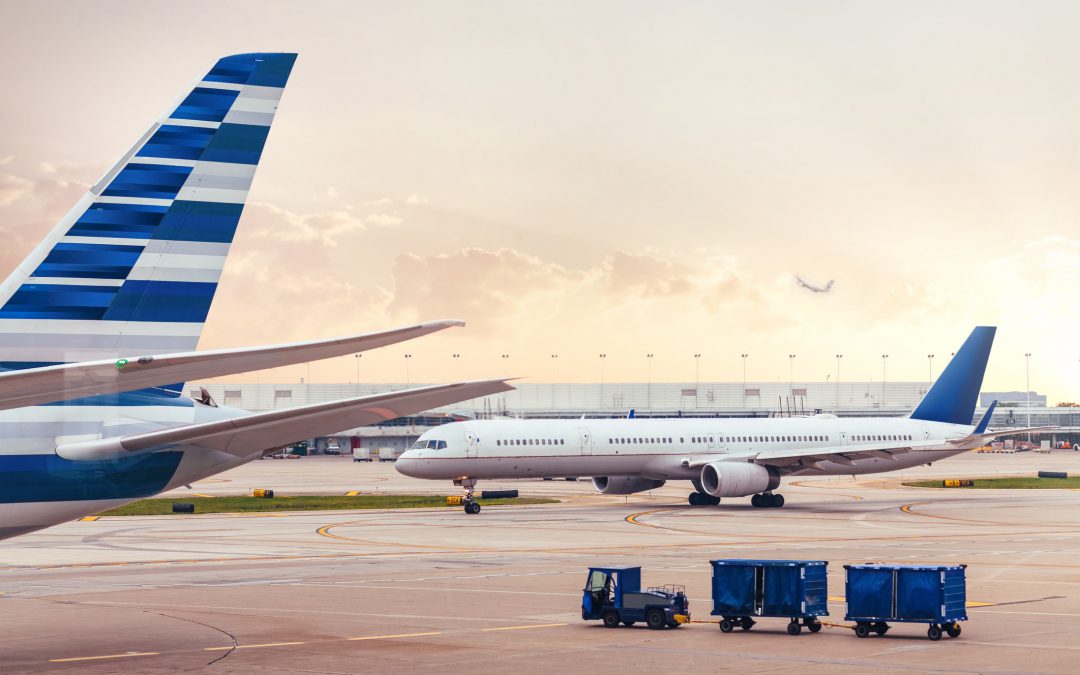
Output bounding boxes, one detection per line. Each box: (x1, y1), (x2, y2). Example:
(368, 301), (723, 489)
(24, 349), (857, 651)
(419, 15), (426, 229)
(1, 451), (1078, 673)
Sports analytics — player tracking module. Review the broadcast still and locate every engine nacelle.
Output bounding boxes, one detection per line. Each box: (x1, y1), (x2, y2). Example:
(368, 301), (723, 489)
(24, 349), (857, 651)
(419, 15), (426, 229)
(592, 476), (666, 495)
(700, 462), (779, 498)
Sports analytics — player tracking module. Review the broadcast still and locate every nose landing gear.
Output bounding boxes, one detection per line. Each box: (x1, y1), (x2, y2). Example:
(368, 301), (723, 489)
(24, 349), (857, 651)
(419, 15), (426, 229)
(454, 478), (481, 514)
(751, 493), (785, 508)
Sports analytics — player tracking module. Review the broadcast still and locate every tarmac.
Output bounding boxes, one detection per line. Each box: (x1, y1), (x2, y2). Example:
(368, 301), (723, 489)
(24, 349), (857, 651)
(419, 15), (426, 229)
(1, 451), (1079, 673)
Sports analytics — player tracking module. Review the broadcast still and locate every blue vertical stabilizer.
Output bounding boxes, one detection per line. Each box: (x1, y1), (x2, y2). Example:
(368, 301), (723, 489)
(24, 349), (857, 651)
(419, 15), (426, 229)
(909, 327), (996, 426)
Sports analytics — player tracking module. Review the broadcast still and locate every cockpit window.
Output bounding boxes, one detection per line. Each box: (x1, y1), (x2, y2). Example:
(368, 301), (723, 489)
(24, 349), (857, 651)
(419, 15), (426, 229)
(436, 440), (447, 450)
(411, 441), (426, 449)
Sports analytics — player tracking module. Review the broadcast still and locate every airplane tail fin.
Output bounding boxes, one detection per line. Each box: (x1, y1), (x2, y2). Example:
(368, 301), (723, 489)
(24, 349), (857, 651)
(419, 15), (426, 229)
(909, 326), (996, 426)
(0, 53), (297, 392)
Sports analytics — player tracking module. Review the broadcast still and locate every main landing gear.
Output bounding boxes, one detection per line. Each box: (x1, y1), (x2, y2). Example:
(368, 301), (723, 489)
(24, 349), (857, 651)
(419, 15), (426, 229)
(454, 478), (482, 515)
(751, 493), (784, 508)
(688, 492), (721, 506)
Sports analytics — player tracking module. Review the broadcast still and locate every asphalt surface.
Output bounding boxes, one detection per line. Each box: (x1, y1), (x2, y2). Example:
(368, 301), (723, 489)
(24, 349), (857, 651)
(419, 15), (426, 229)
(1, 451), (1078, 673)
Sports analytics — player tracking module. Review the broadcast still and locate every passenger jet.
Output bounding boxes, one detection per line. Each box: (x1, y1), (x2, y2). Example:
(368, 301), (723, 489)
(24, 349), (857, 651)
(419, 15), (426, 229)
(0, 53), (512, 539)
(397, 327), (1047, 513)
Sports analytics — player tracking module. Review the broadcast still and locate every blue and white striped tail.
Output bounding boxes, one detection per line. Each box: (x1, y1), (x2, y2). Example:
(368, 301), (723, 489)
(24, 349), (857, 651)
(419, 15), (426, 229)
(0, 53), (297, 387)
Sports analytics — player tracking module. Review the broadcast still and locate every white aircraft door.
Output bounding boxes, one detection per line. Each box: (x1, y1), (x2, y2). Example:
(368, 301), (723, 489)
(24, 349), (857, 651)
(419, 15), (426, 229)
(840, 432), (848, 446)
(707, 434), (716, 449)
(579, 427), (593, 455)
(466, 431), (478, 458)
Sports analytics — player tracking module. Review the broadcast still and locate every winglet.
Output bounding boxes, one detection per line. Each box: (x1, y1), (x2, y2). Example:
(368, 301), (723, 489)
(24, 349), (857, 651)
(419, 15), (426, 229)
(910, 327), (996, 425)
(627, 409), (636, 419)
(973, 400), (997, 434)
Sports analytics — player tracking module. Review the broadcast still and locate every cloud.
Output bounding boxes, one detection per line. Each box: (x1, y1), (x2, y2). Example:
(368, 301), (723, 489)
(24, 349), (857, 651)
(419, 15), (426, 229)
(248, 203), (367, 246)
(0, 173), (32, 206)
(0, 156), (13, 166)
(406, 193), (429, 205)
(365, 213), (403, 227)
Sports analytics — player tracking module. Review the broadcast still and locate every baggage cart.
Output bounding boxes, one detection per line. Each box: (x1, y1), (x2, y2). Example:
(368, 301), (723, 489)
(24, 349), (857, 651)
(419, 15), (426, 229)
(710, 559), (828, 635)
(844, 564), (967, 640)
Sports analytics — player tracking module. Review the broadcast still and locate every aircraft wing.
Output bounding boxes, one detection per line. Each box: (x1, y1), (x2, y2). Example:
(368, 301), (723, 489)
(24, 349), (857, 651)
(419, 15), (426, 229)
(56, 378), (514, 461)
(682, 438), (947, 474)
(0, 320), (463, 411)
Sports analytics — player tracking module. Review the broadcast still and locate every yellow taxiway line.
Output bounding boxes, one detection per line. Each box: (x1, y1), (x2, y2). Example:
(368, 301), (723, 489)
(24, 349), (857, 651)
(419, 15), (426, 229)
(50, 651), (159, 663)
(481, 623), (567, 632)
(348, 631), (443, 641)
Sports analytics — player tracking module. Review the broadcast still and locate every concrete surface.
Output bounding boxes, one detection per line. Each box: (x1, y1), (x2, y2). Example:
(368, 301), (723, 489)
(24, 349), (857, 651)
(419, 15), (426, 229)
(1, 451), (1078, 673)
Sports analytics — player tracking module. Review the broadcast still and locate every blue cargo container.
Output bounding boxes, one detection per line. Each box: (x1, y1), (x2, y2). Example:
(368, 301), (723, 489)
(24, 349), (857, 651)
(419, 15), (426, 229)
(710, 559), (829, 635)
(844, 564), (967, 640)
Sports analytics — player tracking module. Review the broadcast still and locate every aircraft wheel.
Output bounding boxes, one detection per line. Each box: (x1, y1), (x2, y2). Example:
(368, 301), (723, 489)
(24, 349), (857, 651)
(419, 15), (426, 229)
(464, 502), (481, 514)
(689, 492), (702, 506)
(751, 494), (762, 508)
(773, 494), (785, 508)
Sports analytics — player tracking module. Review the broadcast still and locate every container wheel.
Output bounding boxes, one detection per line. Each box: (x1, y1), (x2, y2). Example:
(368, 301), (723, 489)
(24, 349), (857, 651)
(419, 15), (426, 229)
(621, 621), (636, 627)
(854, 623), (870, 638)
(719, 619), (734, 633)
(740, 617), (754, 631)
(602, 611), (620, 628)
(807, 620), (822, 633)
(787, 621), (801, 636)
(874, 622), (889, 635)
(946, 623), (962, 638)
(645, 609), (666, 630)
(927, 625), (942, 641)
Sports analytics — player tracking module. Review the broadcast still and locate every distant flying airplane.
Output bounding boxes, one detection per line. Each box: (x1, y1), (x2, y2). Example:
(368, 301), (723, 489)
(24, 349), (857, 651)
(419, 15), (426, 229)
(0, 53), (512, 540)
(796, 275), (834, 293)
(397, 327), (1053, 514)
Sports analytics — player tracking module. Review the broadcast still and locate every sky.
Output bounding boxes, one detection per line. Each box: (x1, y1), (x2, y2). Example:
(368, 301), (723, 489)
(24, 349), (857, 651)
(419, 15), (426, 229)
(0, 1), (1078, 401)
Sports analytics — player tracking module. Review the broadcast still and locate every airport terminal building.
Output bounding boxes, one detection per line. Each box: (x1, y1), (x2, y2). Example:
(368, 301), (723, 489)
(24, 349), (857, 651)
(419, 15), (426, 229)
(192, 381), (1078, 457)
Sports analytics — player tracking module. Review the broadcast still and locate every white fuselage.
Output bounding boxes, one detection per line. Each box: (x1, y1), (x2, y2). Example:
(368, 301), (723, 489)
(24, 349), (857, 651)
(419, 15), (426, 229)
(396, 415), (971, 484)
(0, 397), (257, 539)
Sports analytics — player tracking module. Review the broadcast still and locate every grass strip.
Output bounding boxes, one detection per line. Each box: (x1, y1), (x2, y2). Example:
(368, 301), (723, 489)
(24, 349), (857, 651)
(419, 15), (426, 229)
(903, 476), (1080, 489)
(100, 494), (558, 516)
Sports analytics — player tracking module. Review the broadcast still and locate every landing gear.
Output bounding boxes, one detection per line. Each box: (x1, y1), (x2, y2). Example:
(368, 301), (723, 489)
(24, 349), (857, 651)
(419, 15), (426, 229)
(751, 493), (784, 508)
(688, 492), (721, 506)
(456, 479), (481, 514)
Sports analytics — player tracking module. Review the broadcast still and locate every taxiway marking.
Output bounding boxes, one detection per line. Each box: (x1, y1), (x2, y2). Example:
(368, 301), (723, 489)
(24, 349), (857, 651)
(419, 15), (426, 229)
(481, 623), (567, 632)
(205, 641), (305, 651)
(50, 651), (159, 662)
(348, 631), (443, 641)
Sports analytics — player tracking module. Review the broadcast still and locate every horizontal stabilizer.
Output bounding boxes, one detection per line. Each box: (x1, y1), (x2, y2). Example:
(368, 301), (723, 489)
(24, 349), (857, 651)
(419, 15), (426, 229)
(0, 320), (463, 411)
(56, 378), (514, 461)
(947, 425), (1059, 446)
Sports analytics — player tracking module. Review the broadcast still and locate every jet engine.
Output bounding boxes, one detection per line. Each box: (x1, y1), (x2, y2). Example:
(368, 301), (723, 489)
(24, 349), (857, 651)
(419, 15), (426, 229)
(592, 476), (666, 495)
(700, 462), (779, 498)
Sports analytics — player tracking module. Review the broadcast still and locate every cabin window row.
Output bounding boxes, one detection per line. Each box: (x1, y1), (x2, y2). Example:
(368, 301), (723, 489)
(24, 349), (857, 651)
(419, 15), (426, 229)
(854, 434), (911, 442)
(496, 439), (566, 446)
(606, 437), (674, 444)
(723, 435), (830, 443)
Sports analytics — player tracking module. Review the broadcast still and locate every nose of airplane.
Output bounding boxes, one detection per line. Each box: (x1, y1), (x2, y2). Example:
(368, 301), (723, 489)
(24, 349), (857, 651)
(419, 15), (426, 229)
(395, 450), (422, 477)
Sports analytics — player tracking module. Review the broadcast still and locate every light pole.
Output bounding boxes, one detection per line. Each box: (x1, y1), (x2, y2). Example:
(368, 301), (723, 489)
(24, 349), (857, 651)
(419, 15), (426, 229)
(835, 354), (843, 411)
(1025, 353), (1032, 442)
(788, 354), (796, 396)
(741, 354), (749, 408)
(927, 353), (935, 386)
(646, 353), (654, 410)
(881, 354), (889, 407)
(693, 353), (701, 408)
(404, 354), (412, 386)
(599, 353), (607, 408)
(550, 354), (558, 407)
(354, 353), (361, 385)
